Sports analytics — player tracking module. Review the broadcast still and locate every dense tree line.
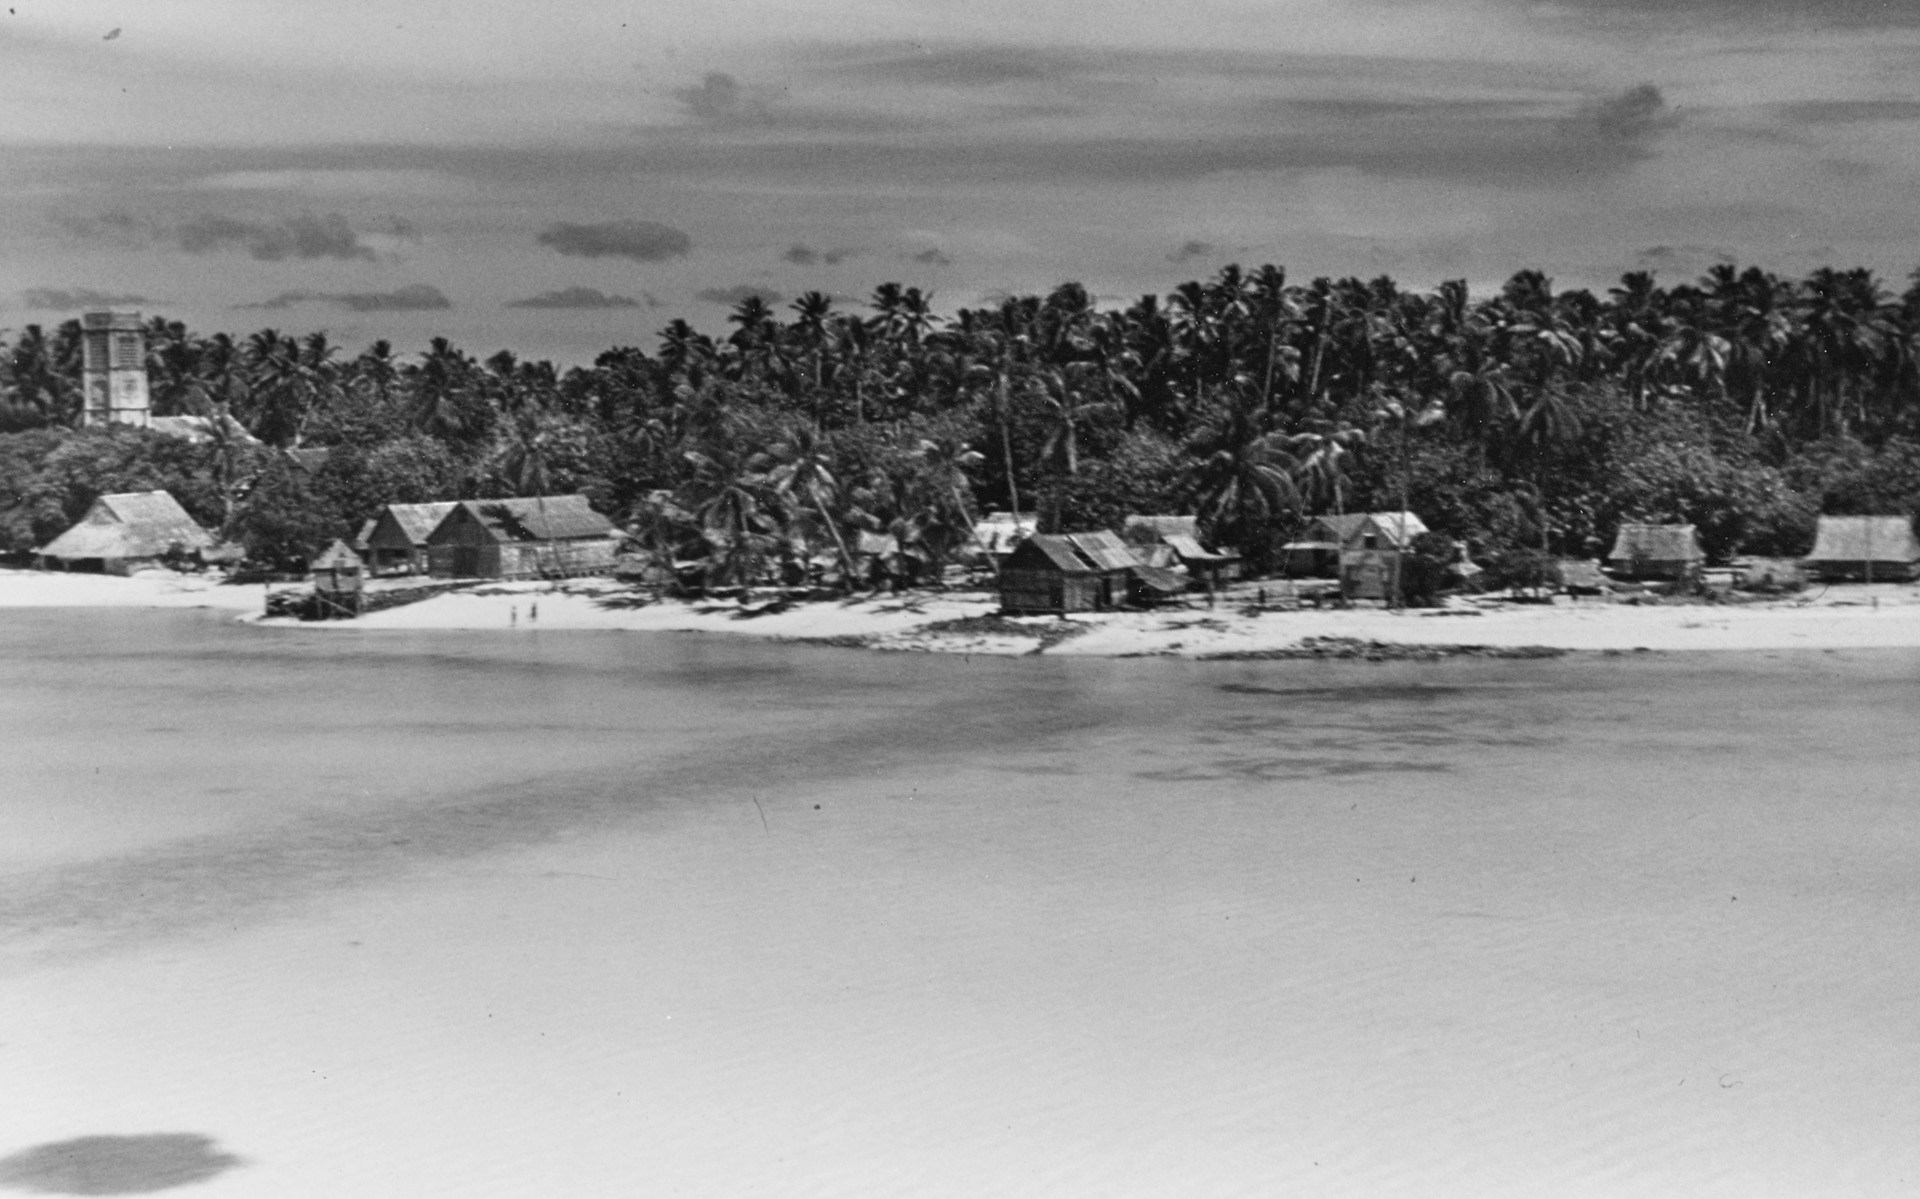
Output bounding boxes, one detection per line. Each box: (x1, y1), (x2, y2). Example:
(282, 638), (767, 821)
(5, 262), (1920, 581)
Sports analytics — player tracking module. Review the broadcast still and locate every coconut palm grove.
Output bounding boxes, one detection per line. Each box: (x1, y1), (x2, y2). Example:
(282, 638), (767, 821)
(6, 262), (1920, 586)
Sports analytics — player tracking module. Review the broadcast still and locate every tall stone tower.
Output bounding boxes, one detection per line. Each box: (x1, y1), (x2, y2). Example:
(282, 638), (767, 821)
(81, 310), (150, 428)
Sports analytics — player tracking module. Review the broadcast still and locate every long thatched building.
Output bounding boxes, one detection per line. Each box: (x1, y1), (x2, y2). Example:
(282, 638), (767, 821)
(37, 491), (215, 574)
(425, 495), (619, 580)
(1606, 524), (1705, 581)
(1802, 516), (1920, 582)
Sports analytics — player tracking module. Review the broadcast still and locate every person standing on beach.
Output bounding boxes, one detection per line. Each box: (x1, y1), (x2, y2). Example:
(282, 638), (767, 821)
(510, 605), (518, 627)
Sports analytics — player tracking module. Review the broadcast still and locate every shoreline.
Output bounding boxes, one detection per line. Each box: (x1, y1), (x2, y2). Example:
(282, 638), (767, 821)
(8, 567), (1920, 656)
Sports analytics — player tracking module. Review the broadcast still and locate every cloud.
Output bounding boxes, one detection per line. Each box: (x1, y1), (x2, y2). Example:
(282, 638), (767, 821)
(831, 44), (1054, 87)
(677, 71), (746, 121)
(1167, 240), (1213, 263)
(21, 287), (158, 310)
(1573, 84), (1676, 148)
(177, 210), (380, 261)
(505, 286), (642, 309)
(695, 284), (783, 307)
(783, 244), (819, 265)
(1775, 100), (1920, 125)
(52, 209), (154, 247)
(1524, 0), (1920, 26)
(240, 284), (452, 312)
(536, 220), (692, 262)
(1637, 243), (1738, 270)
(912, 248), (954, 267)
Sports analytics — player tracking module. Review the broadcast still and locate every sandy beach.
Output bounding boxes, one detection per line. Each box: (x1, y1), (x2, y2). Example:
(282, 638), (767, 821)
(10, 566), (1920, 655)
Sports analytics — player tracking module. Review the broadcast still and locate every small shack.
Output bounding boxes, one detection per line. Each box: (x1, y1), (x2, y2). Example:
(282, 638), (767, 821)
(360, 501), (459, 576)
(999, 531), (1139, 614)
(1606, 523), (1705, 581)
(1285, 511), (1427, 577)
(36, 490), (214, 574)
(1122, 515), (1242, 588)
(1802, 515), (1920, 582)
(425, 495), (618, 580)
(308, 540), (365, 618)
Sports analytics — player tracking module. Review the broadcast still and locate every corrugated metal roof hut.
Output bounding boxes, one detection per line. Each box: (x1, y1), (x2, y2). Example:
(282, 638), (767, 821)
(308, 540), (365, 618)
(1606, 523), (1705, 581)
(999, 531), (1139, 614)
(361, 501), (459, 576)
(1122, 515), (1242, 586)
(425, 495), (618, 580)
(1802, 515), (1920, 582)
(37, 490), (214, 574)
(1283, 512), (1426, 577)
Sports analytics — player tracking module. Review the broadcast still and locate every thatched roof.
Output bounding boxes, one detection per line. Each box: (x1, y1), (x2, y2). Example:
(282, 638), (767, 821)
(311, 540), (363, 571)
(376, 501), (460, 547)
(39, 491), (213, 561)
(1804, 516), (1920, 563)
(1557, 558), (1611, 592)
(1123, 514), (1200, 542)
(1608, 523), (1704, 564)
(449, 496), (616, 543)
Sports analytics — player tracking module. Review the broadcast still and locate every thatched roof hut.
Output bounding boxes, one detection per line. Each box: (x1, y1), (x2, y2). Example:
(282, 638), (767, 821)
(37, 491), (214, 574)
(1802, 516), (1920, 581)
(1606, 524), (1705, 581)
(425, 495), (619, 580)
(361, 501), (460, 575)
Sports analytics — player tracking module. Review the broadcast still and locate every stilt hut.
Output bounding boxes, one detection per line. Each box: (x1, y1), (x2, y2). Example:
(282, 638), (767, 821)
(360, 501), (459, 576)
(425, 495), (619, 580)
(1606, 523), (1705, 581)
(36, 490), (214, 574)
(1802, 516), (1920, 582)
(308, 540), (365, 618)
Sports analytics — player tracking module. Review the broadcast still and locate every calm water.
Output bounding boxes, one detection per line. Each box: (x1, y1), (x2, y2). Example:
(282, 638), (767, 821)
(4, 610), (1919, 1198)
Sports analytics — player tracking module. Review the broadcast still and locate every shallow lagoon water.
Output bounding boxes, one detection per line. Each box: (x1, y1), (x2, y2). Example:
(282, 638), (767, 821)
(4, 610), (1919, 1198)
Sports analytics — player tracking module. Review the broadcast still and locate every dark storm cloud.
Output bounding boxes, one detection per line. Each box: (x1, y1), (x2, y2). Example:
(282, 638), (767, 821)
(0, 1134), (243, 1195)
(177, 210), (378, 261)
(240, 284), (451, 312)
(784, 244), (819, 265)
(505, 286), (642, 309)
(51, 208), (154, 247)
(536, 220), (692, 262)
(1167, 240), (1213, 264)
(21, 286), (158, 310)
(696, 284), (782, 306)
(1775, 99), (1920, 125)
(912, 248), (953, 266)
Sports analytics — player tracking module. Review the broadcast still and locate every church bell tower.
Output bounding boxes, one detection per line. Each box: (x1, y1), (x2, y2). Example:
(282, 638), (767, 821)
(81, 310), (151, 428)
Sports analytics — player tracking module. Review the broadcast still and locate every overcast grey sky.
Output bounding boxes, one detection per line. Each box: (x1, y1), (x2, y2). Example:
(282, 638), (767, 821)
(4, 0), (1918, 364)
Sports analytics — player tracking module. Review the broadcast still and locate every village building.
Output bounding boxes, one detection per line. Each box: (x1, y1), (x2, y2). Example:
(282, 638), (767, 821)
(1801, 515), (1920, 582)
(1121, 515), (1242, 588)
(1283, 511), (1428, 577)
(308, 540), (365, 618)
(357, 501), (460, 576)
(970, 510), (1036, 566)
(999, 531), (1135, 614)
(1605, 523), (1705, 581)
(79, 310), (151, 428)
(424, 495), (618, 580)
(36, 490), (214, 574)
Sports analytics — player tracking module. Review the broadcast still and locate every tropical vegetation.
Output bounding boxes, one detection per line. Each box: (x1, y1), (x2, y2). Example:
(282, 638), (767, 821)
(6, 263), (1920, 583)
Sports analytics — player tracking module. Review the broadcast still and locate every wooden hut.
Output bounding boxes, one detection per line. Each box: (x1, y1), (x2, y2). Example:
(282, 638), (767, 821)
(1606, 523), (1705, 581)
(1122, 515), (1241, 587)
(1284, 511), (1427, 577)
(1802, 516), (1920, 582)
(308, 540), (365, 618)
(360, 501), (459, 576)
(37, 490), (214, 574)
(425, 495), (619, 580)
(998, 531), (1139, 614)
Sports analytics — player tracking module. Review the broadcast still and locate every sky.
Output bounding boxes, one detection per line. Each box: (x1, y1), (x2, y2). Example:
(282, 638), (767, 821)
(3, 0), (1920, 366)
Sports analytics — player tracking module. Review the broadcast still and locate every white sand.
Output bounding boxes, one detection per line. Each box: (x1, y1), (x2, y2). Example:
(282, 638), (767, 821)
(11, 566), (1920, 653)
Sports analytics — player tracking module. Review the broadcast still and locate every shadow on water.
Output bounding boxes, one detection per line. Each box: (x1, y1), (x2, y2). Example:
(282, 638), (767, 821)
(0, 1134), (242, 1195)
